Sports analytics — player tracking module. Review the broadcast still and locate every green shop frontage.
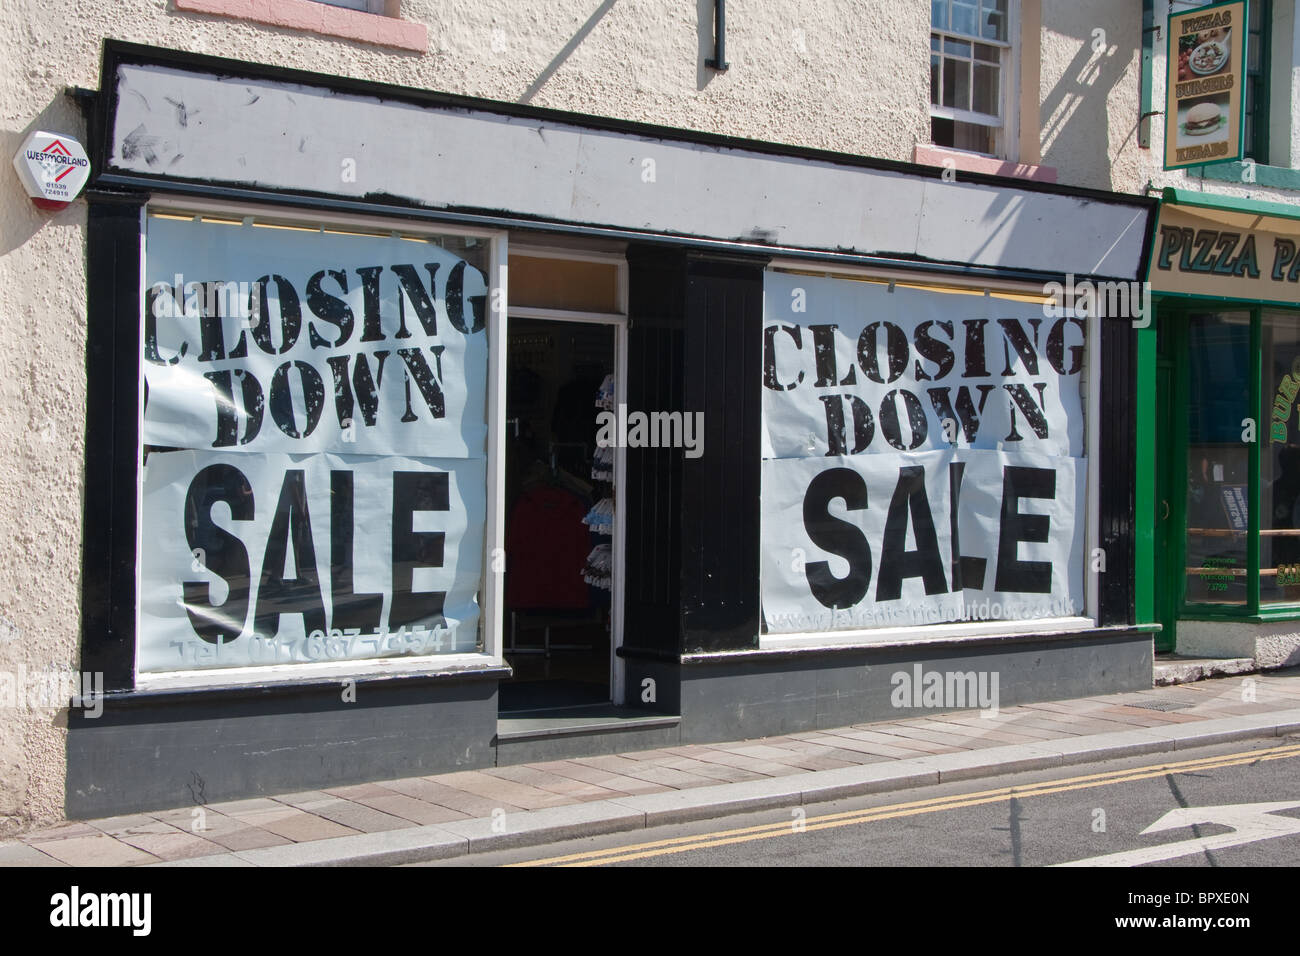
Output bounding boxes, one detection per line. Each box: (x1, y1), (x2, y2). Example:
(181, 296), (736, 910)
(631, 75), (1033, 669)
(1142, 188), (1300, 669)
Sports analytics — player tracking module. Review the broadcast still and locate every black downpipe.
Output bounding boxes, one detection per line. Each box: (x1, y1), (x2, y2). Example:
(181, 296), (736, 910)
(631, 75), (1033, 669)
(705, 0), (729, 71)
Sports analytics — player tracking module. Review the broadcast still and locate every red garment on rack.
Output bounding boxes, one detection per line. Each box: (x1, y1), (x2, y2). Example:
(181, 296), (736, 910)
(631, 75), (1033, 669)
(506, 484), (591, 609)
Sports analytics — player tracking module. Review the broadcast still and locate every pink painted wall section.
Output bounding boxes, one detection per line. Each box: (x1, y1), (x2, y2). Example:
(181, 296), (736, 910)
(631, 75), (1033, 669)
(913, 144), (1057, 183)
(173, 0), (427, 53)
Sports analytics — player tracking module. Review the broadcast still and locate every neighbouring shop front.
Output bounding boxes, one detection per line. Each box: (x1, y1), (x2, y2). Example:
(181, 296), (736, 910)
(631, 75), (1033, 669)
(69, 40), (1157, 817)
(1143, 189), (1300, 666)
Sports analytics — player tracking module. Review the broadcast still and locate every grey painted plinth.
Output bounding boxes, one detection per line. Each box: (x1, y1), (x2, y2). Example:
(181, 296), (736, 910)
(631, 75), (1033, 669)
(66, 678), (499, 819)
(676, 630), (1155, 743)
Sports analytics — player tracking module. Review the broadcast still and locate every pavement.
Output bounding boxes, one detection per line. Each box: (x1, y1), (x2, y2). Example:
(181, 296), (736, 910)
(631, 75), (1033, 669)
(4, 667), (1300, 867)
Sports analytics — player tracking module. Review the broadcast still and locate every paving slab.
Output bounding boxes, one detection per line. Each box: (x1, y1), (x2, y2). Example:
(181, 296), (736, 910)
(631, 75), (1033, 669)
(650, 756), (772, 783)
(33, 833), (161, 867)
(810, 732), (934, 759)
(0, 842), (66, 866)
(346, 793), (470, 826)
(384, 777), (526, 816)
(21, 821), (102, 843)
(523, 760), (674, 796)
(481, 765), (621, 800)
(239, 808), (360, 843)
(150, 806), (292, 850)
(280, 797), (414, 834)
(433, 770), (583, 810)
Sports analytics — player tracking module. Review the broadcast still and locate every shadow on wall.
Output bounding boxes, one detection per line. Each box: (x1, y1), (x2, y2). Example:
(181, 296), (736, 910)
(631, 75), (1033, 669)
(2, 94), (89, 258)
(519, 0), (618, 105)
(516, 0), (721, 102)
(1038, 4), (1141, 189)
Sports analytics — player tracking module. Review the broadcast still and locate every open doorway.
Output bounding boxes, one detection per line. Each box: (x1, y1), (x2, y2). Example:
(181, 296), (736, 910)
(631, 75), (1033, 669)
(500, 317), (617, 712)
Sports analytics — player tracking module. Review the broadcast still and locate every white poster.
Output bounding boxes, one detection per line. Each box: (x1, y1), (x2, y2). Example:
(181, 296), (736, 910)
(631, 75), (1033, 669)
(761, 273), (1087, 634)
(138, 217), (490, 672)
(139, 452), (484, 671)
(142, 217), (488, 458)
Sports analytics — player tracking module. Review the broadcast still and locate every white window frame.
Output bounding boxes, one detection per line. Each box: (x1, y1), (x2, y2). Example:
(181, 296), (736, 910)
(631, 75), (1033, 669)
(930, 0), (1021, 161)
(133, 195), (509, 692)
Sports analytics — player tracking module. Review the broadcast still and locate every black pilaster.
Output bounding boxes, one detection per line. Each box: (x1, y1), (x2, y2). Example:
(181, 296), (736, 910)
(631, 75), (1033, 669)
(680, 253), (767, 653)
(1098, 316), (1137, 626)
(81, 190), (148, 690)
(622, 245), (687, 661)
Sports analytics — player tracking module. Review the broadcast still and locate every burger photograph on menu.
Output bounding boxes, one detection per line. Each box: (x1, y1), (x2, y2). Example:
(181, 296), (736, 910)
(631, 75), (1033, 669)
(1178, 95), (1228, 145)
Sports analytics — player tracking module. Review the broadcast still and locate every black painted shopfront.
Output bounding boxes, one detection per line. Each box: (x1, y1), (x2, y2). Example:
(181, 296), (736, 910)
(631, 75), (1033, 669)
(68, 41), (1157, 816)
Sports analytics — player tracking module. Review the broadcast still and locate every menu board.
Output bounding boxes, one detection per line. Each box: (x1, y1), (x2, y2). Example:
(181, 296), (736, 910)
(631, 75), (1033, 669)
(1163, 0), (1247, 171)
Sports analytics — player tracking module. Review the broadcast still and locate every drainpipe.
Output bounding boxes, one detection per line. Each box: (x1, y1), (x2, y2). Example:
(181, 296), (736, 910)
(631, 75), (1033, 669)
(1140, 0), (1163, 148)
(705, 0), (730, 71)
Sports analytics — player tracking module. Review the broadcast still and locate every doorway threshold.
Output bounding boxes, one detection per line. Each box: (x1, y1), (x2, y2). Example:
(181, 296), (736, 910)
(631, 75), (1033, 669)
(497, 705), (680, 741)
(495, 706), (681, 765)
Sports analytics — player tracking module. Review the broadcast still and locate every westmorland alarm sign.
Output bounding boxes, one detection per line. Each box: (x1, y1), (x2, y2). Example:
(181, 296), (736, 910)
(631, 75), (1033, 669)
(13, 131), (91, 208)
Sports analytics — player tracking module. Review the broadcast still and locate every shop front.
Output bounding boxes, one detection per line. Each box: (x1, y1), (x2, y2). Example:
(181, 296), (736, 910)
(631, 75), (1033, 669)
(1143, 189), (1300, 668)
(69, 40), (1157, 817)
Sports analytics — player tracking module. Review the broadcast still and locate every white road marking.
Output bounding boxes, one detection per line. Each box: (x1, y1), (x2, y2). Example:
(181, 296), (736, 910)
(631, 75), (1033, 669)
(1055, 800), (1300, 867)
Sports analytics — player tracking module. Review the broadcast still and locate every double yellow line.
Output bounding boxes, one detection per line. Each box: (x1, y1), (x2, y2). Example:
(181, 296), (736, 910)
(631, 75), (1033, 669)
(508, 742), (1300, 866)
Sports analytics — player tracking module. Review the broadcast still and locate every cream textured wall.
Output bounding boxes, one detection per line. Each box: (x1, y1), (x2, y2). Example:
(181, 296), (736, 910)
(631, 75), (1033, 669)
(0, 4), (94, 836)
(1038, 0), (1300, 203)
(0, 1), (932, 834)
(1037, 1), (1145, 192)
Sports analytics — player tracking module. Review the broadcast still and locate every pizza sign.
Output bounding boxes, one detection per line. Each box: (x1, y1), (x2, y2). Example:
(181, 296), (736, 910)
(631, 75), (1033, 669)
(12, 131), (91, 208)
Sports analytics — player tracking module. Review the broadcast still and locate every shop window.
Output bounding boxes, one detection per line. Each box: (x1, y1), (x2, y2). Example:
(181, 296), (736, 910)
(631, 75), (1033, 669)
(1183, 312), (1251, 606)
(1262, 311), (1300, 604)
(136, 209), (494, 678)
(1175, 306), (1300, 616)
(759, 270), (1092, 640)
(930, 0), (1013, 157)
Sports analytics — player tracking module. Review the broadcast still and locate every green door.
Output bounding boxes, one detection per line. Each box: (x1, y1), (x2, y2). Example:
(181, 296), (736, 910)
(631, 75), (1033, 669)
(1154, 329), (1178, 652)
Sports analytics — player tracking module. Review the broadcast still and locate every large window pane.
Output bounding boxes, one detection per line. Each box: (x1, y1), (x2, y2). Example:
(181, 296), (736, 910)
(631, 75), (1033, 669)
(981, 0), (1007, 41)
(951, 0), (978, 36)
(931, 117), (996, 154)
(943, 57), (971, 110)
(1261, 312), (1300, 604)
(759, 272), (1089, 634)
(1184, 313), (1251, 606)
(139, 213), (492, 673)
(973, 63), (1000, 115)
